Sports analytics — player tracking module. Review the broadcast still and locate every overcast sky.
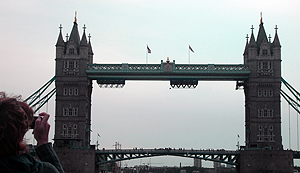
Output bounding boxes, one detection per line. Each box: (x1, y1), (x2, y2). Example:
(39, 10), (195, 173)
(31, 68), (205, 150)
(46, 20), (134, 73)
(1, 0), (300, 167)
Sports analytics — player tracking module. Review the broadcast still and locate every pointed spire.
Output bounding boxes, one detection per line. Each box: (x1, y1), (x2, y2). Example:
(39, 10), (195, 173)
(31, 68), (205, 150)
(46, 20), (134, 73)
(256, 15), (268, 46)
(88, 33), (93, 55)
(69, 13), (80, 46)
(80, 24), (88, 45)
(249, 25), (256, 46)
(56, 24), (64, 47)
(243, 34), (249, 55)
(74, 11), (77, 23)
(273, 25), (281, 46)
(88, 33), (91, 43)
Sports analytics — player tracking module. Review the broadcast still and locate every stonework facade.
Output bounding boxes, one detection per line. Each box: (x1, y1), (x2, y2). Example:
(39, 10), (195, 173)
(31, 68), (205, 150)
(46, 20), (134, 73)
(238, 150), (293, 173)
(54, 19), (93, 149)
(243, 20), (282, 150)
(52, 17), (293, 172)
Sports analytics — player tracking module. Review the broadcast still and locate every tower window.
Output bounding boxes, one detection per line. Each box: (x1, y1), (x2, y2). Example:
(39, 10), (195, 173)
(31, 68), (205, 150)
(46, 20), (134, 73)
(69, 88), (73, 95)
(257, 125), (275, 142)
(258, 109), (273, 118)
(67, 126), (72, 138)
(258, 62), (263, 70)
(74, 61), (79, 69)
(63, 88), (68, 96)
(64, 61), (79, 69)
(258, 110), (263, 118)
(62, 124), (67, 137)
(258, 89), (262, 97)
(69, 48), (75, 55)
(73, 108), (78, 116)
(63, 108), (68, 116)
(263, 62), (268, 69)
(68, 108), (73, 116)
(263, 90), (268, 97)
(258, 89), (273, 97)
(268, 62), (272, 69)
(63, 107), (78, 116)
(69, 61), (74, 69)
(74, 88), (79, 95)
(262, 49), (268, 56)
(63, 87), (79, 96)
(264, 110), (268, 117)
(269, 110), (273, 117)
(269, 89), (273, 97)
(61, 123), (78, 138)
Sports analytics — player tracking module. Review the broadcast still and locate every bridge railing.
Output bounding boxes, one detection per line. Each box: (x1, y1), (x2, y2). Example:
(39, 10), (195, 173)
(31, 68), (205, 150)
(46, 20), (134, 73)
(87, 63), (250, 74)
(87, 64), (161, 72)
(175, 64), (249, 73)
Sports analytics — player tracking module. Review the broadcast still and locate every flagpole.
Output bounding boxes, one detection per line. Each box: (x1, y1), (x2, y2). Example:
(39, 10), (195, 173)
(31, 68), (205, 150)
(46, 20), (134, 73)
(189, 47), (190, 64)
(146, 50), (148, 64)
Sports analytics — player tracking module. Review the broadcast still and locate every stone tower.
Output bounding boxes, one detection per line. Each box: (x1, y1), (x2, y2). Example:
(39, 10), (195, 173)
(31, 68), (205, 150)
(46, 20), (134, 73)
(54, 16), (93, 149)
(243, 17), (282, 150)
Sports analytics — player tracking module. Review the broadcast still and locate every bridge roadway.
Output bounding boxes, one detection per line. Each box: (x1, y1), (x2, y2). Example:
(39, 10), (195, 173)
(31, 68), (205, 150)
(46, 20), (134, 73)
(95, 148), (240, 165)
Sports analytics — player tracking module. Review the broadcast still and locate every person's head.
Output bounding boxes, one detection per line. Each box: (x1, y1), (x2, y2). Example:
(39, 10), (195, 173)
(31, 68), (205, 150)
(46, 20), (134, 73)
(0, 92), (34, 157)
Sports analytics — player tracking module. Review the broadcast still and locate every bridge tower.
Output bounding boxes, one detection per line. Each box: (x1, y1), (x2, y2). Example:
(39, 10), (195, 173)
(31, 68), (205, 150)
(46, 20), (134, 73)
(243, 17), (282, 150)
(238, 17), (293, 173)
(54, 16), (93, 149)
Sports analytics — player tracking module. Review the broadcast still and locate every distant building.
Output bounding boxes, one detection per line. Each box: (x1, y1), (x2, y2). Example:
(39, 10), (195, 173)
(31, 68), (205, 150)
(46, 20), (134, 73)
(193, 158), (202, 168)
(180, 170), (186, 173)
(213, 161), (221, 169)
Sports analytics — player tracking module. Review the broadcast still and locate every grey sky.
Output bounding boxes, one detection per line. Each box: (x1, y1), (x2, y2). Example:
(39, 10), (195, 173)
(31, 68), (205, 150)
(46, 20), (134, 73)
(1, 0), (300, 167)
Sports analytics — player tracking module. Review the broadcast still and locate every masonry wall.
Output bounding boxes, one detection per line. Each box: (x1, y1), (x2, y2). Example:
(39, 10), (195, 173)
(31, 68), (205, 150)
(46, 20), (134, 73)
(238, 150), (293, 173)
(55, 148), (95, 173)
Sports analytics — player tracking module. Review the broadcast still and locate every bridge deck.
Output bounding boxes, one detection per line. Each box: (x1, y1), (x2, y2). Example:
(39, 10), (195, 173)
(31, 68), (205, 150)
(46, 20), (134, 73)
(95, 148), (240, 165)
(87, 62), (250, 81)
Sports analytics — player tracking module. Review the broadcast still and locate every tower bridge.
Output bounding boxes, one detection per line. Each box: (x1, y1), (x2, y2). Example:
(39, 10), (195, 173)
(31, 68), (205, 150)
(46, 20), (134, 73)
(24, 16), (300, 173)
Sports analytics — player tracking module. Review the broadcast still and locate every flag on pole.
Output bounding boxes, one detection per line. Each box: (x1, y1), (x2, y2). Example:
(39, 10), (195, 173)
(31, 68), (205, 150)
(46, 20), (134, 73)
(147, 45), (151, 54)
(189, 45), (194, 53)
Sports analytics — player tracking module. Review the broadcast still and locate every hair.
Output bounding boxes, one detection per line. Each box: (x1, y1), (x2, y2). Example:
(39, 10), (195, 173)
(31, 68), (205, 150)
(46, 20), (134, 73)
(0, 92), (34, 157)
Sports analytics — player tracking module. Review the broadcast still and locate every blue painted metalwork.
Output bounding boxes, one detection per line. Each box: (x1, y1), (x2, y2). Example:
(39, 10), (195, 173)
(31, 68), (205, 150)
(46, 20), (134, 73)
(95, 148), (240, 165)
(24, 76), (56, 113)
(86, 62), (250, 81)
(281, 78), (300, 114)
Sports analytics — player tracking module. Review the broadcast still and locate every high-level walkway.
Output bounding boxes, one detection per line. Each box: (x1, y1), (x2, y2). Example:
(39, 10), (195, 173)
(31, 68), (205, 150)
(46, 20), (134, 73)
(87, 62), (250, 81)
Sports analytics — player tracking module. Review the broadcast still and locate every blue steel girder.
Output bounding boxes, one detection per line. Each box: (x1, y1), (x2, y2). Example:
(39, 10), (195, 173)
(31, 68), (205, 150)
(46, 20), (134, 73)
(95, 149), (240, 166)
(86, 63), (250, 81)
(24, 76), (56, 114)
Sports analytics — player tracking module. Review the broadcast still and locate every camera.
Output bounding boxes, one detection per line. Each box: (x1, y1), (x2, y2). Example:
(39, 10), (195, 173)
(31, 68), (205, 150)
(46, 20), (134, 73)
(30, 116), (41, 129)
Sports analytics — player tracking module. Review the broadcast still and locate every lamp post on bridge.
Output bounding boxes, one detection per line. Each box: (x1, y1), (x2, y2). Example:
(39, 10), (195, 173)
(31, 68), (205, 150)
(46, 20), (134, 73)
(97, 133), (101, 150)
